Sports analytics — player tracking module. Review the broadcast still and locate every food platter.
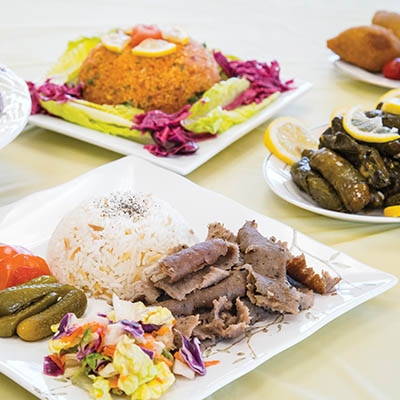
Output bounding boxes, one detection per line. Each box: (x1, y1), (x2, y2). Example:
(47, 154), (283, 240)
(0, 155), (397, 400)
(0, 66), (31, 150)
(28, 80), (311, 176)
(331, 55), (400, 89)
(263, 153), (400, 223)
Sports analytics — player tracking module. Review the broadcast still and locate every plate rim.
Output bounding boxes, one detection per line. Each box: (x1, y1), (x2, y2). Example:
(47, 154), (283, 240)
(263, 153), (400, 223)
(330, 54), (400, 89)
(0, 155), (397, 400)
(28, 80), (312, 175)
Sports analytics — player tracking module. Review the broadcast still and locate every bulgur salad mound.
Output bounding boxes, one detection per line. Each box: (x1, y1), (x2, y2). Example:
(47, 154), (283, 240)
(28, 23), (295, 156)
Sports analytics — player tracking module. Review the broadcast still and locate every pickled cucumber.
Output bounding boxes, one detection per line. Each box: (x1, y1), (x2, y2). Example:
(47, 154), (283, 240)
(0, 292), (59, 337)
(0, 282), (73, 316)
(16, 288), (87, 342)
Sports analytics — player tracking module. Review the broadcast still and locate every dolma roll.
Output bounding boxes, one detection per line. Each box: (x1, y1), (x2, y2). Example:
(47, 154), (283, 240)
(309, 148), (370, 213)
(291, 156), (345, 212)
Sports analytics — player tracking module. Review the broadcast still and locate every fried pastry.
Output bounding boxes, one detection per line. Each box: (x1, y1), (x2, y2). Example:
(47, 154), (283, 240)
(327, 25), (400, 72)
(373, 10), (400, 40)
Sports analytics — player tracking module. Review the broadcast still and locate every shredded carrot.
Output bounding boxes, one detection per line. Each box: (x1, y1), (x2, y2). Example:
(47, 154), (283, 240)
(154, 325), (170, 336)
(60, 325), (85, 343)
(173, 351), (184, 363)
(204, 360), (220, 367)
(102, 344), (116, 358)
(108, 375), (120, 389)
(158, 355), (173, 368)
(49, 353), (65, 370)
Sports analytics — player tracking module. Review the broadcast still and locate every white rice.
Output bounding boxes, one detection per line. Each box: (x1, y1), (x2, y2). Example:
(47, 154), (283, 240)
(46, 191), (197, 301)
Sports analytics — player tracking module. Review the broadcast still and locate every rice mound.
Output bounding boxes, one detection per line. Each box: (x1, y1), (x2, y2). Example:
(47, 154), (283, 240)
(46, 191), (197, 301)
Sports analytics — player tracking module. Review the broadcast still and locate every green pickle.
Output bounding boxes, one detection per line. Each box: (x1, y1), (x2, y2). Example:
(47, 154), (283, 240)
(0, 292), (60, 337)
(0, 281), (74, 316)
(16, 288), (87, 342)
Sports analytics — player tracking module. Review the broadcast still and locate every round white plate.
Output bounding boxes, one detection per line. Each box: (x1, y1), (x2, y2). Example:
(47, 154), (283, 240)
(331, 55), (400, 89)
(0, 65), (31, 150)
(263, 153), (400, 223)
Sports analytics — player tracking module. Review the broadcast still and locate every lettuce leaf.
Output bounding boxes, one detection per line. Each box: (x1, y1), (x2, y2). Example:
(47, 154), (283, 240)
(45, 36), (101, 84)
(39, 99), (151, 143)
(182, 89), (280, 134)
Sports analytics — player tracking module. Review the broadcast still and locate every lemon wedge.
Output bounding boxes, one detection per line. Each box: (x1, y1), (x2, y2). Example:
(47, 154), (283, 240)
(380, 97), (400, 115)
(101, 30), (131, 53)
(342, 106), (400, 143)
(263, 116), (318, 165)
(375, 88), (400, 108)
(383, 205), (400, 217)
(131, 38), (176, 57)
(161, 25), (189, 44)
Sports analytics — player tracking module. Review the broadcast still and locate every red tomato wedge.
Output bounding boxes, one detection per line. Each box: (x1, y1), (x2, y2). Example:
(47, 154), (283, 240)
(383, 58), (400, 80)
(0, 252), (51, 290)
(130, 24), (162, 47)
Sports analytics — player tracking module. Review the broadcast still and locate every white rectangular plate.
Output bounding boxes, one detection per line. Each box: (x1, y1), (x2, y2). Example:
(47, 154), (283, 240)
(0, 156), (396, 400)
(28, 81), (311, 175)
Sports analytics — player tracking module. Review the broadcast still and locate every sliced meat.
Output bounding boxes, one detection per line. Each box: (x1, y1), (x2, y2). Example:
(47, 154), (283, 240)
(237, 220), (290, 279)
(193, 297), (250, 341)
(159, 238), (229, 283)
(296, 287), (314, 311)
(154, 266), (230, 301)
(130, 280), (161, 304)
(213, 242), (240, 270)
(174, 314), (200, 338)
(246, 268), (301, 314)
(207, 222), (237, 242)
(239, 297), (271, 325)
(158, 269), (247, 316)
(286, 254), (341, 294)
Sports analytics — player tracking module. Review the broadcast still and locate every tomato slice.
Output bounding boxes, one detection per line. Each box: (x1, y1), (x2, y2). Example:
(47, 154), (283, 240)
(0, 253), (51, 289)
(0, 243), (32, 261)
(130, 24), (162, 47)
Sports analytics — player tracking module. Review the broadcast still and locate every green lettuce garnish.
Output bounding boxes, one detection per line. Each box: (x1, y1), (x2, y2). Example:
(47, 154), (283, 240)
(45, 36), (101, 84)
(182, 77), (280, 134)
(39, 98), (150, 143)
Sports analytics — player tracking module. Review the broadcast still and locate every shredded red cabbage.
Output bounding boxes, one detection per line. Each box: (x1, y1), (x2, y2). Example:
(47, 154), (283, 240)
(27, 79), (82, 115)
(52, 313), (75, 340)
(213, 51), (294, 110)
(132, 105), (215, 157)
(43, 355), (63, 376)
(120, 319), (144, 337)
(140, 347), (155, 360)
(141, 322), (161, 333)
(178, 332), (206, 376)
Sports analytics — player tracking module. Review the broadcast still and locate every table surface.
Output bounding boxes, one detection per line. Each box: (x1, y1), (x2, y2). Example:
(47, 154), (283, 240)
(1, 1), (400, 399)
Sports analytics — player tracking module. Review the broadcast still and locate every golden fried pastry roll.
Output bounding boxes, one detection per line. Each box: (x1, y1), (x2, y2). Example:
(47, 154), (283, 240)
(327, 25), (400, 72)
(373, 10), (400, 40)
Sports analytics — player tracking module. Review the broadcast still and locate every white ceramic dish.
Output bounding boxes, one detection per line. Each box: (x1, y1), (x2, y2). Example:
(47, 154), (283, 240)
(0, 155), (397, 399)
(0, 66), (31, 150)
(28, 80), (311, 175)
(331, 55), (400, 89)
(263, 153), (400, 223)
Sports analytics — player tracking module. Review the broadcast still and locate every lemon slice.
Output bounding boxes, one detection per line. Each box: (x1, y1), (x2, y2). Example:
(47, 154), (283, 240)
(342, 106), (400, 143)
(383, 205), (400, 217)
(375, 88), (400, 107)
(131, 38), (176, 57)
(101, 30), (131, 53)
(263, 116), (318, 165)
(380, 97), (400, 115)
(161, 25), (189, 44)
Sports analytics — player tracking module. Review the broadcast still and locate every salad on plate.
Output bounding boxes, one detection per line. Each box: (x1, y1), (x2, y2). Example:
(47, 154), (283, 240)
(28, 23), (295, 157)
